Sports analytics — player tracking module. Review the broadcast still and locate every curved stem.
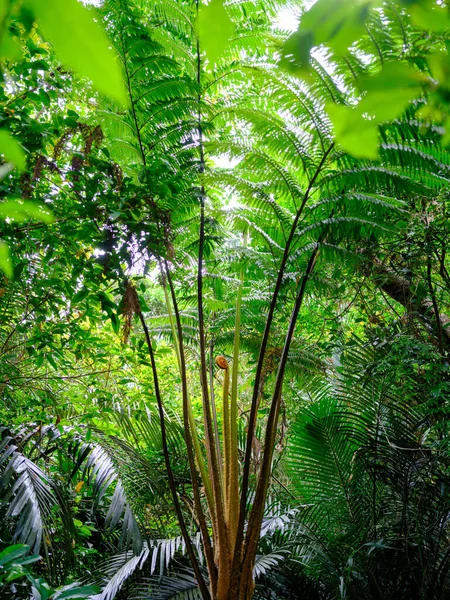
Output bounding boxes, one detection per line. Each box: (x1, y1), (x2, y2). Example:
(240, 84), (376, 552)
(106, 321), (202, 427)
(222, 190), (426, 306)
(210, 337), (223, 477)
(162, 270), (214, 510)
(163, 263), (217, 592)
(138, 310), (211, 600)
(228, 241), (245, 552)
(240, 216), (333, 585)
(234, 144), (334, 570)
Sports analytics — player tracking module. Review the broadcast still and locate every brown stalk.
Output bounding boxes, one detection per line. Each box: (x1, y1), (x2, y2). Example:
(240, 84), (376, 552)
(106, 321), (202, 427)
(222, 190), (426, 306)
(233, 144), (334, 574)
(240, 244), (322, 583)
(217, 356), (231, 512)
(138, 309), (211, 600)
(195, 6), (230, 590)
(164, 262), (217, 592)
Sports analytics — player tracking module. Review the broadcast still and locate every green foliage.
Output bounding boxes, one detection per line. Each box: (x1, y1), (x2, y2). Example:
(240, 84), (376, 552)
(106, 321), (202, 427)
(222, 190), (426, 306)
(0, 0), (450, 598)
(197, 0), (234, 66)
(0, 0), (125, 276)
(0, 545), (98, 599)
(282, 0), (450, 156)
(0, 130), (25, 171)
(281, 340), (450, 599)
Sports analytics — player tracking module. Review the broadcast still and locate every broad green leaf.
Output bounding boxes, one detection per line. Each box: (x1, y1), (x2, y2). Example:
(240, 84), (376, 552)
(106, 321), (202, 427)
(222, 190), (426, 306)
(47, 354), (57, 369)
(0, 241), (12, 278)
(197, 0), (233, 66)
(359, 88), (419, 122)
(109, 311), (120, 333)
(327, 103), (379, 159)
(410, 3), (450, 32)
(30, 578), (54, 600)
(0, 545), (29, 566)
(26, 0), (126, 105)
(55, 586), (100, 600)
(281, 0), (379, 72)
(9, 555), (41, 567)
(328, 63), (423, 158)
(301, 0), (373, 52)
(5, 565), (27, 583)
(0, 130), (26, 171)
(0, 200), (53, 223)
(72, 288), (89, 303)
(280, 28), (313, 75)
(443, 115), (450, 146)
(13, 261), (26, 279)
(428, 50), (450, 90)
(359, 63), (423, 94)
(0, 31), (22, 62)
(358, 63), (423, 123)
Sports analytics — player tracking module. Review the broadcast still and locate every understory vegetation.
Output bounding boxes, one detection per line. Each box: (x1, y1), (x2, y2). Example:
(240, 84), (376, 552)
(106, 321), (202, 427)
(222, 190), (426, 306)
(1, 0), (450, 598)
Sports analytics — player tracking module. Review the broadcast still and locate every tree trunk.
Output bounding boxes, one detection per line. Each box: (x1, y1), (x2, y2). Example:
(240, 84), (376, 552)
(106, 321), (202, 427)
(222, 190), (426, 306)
(372, 259), (450, 349)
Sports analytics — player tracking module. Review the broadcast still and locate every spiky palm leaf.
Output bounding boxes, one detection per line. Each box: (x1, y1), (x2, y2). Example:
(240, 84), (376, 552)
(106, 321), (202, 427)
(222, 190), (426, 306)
(0, 427), (74, 556)
(282, 341), (450, 599)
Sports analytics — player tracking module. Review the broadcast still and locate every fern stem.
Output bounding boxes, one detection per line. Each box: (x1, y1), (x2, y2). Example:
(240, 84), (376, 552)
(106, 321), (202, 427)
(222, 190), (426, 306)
(221, 361), (231, 510)
(234, 143), (334, 571)
(240, 216), (333, 585)
(195, 9), (229, 581)
(119, 29), (146, 166)
(162, 270), (214, 512)
(228, 234), (246, 550)
(163, 263), (216, 580)
(162, 283), (181, 369)
(138, 310), (211, 600)
(210, 337), (223, 478)
(241, 244), (321, 582)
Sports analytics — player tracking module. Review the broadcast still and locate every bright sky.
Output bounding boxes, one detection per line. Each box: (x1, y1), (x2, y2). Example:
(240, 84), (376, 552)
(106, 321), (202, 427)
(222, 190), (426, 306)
(274, 5), (300, 32)
(85, 0), (302, 32)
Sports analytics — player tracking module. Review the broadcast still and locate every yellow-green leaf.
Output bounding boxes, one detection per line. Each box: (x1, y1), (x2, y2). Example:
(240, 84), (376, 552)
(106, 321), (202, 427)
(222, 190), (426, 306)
(197, 0), (233, 67)
(358, 63), (422, 123)
(327, 103), (379, 159)
(0, 130), (26, 171)
(410, 3), (450, 32)
(0, 241), (12, 278)
(0, 0), (7, 21)
(360, 63), (423, 94)
(428, 50), (450, 91)
(281, 0), (380, 74)
(359, 88), (418, 123)
(0, 200), (53, 223)
(0, 31), (22, 62)
(26, 0), (126, 105)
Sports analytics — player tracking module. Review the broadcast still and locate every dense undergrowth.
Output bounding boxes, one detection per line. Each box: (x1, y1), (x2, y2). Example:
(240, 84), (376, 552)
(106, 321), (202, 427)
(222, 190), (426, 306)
(1, 0), (450, 598)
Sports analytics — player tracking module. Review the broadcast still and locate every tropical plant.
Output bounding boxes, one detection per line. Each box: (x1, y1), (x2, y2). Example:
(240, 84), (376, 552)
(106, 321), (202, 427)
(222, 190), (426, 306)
(1, 0), (450, 599)
(266, 338), (450, 600)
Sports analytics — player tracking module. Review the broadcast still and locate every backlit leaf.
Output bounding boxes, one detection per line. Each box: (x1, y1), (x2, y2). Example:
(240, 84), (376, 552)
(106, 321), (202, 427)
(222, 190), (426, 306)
(327, 103), (379, 159)
(359, 88), (419, 122)
(197, 0), (233, 66)
(410, 2), (450, 32)
(281, 0), (380, 73)
(360, 63), (423, 94)
(0, 241), (12, 278)
(0, 200), (53, 223)
(26, 0), (126, 105)
(0, 130), (26, 171)
(358, 63), (423, 123)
